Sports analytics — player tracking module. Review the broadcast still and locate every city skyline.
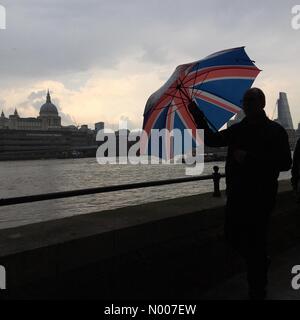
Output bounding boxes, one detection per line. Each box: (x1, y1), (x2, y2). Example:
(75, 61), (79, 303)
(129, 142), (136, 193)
(0, 0), (300, 129)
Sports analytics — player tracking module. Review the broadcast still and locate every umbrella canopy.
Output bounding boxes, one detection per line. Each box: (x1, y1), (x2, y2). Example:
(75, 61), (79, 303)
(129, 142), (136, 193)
(142, 47), (261, 159)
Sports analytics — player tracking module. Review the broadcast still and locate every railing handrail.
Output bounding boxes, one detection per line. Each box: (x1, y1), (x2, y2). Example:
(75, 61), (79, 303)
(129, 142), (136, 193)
(0, 169), (225, 207)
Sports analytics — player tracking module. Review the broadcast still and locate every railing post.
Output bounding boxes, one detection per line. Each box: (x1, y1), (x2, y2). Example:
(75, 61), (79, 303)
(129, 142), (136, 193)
(212, 166), (221, 197)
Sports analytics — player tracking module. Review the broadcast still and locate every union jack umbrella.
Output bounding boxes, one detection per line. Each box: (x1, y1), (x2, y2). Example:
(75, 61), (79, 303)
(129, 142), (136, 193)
(141, 47), (261, 159)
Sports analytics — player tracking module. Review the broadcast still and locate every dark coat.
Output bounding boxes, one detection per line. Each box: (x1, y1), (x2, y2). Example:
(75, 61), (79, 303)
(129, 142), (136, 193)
(292, 138), (300, 190)
(191, 110), (292, 248)
(203, 112), (291, 203)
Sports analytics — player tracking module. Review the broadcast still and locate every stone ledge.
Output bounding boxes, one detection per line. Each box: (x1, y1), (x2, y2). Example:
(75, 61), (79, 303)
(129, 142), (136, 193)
(0, 180), (298, 298)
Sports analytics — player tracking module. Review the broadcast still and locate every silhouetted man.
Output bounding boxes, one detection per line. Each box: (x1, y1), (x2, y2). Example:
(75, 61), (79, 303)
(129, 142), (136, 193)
(188, 88), (292, 300)
(291, 138), (300, 202)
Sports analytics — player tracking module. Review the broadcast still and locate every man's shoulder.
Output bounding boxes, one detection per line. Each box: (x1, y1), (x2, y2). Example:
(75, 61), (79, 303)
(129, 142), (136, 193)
(267, 119), (288, 135)
(226, 117), (288, 136)
(227, 118), (253, 133)
(231, 117), (288, 137)
(227, 120), (244, 131)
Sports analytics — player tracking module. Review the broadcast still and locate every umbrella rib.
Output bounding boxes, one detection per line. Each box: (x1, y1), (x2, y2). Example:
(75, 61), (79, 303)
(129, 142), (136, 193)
(167, 100), (189, 115)
(179, 89), (191, 104)
(144, 89), (177, 117)
(153, 99), (186, 112)
(154, 88), (177, 106)
(177, 90), (197, 128)
(178, 85), (191, 102)
(178, 65), (216, 130)
(190, 69), (211, 100)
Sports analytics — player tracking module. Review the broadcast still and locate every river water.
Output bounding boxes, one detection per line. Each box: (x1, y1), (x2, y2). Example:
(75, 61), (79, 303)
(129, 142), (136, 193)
(0, 158), (291, 229)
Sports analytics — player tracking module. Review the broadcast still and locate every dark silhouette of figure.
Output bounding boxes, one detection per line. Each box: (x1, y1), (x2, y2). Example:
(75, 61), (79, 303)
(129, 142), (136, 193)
(212, 165), (221, 197)
(291, 138), (300, 203)
(188, 88), (292, 299)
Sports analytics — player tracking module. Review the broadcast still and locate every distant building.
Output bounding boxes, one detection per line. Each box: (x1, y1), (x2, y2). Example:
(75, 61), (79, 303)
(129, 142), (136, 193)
(274, 92), (297, 149)
(275, 92), (294, 129)
(0, 91), (61, 130)
(0, 91), (99, 160)
(0, 110), (8, 128)
(296, 123), (300, 141)
(79, 125), (89, 132)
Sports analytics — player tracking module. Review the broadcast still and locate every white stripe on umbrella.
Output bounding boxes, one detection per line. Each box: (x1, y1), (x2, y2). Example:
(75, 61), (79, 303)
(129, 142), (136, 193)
(191, 88), (241, 114)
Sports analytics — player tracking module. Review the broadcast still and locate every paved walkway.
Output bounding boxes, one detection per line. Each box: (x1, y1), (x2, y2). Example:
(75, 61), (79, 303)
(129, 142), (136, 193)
(202, 244), (300, 300)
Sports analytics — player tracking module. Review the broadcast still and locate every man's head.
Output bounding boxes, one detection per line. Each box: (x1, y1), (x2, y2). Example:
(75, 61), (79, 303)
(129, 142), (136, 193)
(243, 88), (266, 118)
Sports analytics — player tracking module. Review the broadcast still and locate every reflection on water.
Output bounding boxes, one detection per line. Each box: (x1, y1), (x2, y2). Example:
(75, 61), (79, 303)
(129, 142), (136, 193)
(0, 158), (291, 229)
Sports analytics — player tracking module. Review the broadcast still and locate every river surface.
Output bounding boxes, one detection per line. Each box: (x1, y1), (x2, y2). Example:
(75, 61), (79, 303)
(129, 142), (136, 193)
(0, 158), (291, 229)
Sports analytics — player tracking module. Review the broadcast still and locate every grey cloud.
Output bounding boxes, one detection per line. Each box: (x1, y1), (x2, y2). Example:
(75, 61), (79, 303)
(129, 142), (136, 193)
(0, 98), (6, 108)
(104, 115), (140, 131)
(27, 90), (47, 101)
(0, 0), (298, 83)
(0, 0), (300, 124)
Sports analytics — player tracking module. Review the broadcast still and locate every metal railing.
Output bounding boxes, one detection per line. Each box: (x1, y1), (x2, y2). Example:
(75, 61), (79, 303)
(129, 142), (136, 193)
(0, 166), (225, 207)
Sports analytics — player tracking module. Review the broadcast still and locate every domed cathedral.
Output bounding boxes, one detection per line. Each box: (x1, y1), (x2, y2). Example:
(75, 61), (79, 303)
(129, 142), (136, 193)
(38, 90), (61, 129)
(0, 91), (62, 130)
(0, 91), (98, 161)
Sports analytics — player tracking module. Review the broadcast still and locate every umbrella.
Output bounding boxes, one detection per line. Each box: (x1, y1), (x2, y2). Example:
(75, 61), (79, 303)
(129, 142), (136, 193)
(141, 47), (261, 160)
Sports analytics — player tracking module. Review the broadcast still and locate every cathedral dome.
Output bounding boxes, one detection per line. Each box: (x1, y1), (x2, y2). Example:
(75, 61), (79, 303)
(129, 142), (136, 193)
(40, 91), (58, 116)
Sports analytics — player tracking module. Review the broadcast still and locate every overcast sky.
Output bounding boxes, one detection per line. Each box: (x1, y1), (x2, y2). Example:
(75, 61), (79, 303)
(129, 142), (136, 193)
(0, 0), (299, 129)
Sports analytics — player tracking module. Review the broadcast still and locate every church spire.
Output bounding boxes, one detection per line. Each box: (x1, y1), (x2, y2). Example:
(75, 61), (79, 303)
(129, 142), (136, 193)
(46, 90), (51, 103)
(1, 110), (5, 118)
(14, 108), (19, 116)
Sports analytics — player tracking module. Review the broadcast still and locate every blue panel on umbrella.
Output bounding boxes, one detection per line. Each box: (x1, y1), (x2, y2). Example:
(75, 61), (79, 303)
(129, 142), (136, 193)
(194, 98), (238, 130)
(190, 47), (255, 72)
(173, 112), (198, 152)
(146, 107), (169, 158)
(173, 111), (186, 131)
(195, 78), (255, 107)
(152, 106), (169, 129)
(173, 112), (185, 155)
